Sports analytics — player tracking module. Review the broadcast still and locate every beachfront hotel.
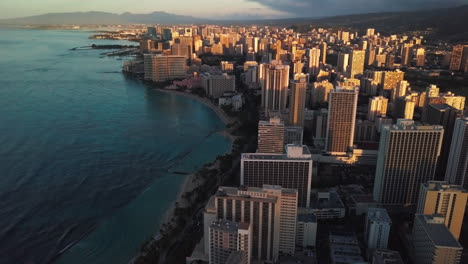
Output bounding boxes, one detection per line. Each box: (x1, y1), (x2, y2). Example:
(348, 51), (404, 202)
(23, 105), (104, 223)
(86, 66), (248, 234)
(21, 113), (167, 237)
(205, 185), (298, 262)
(241, 144), (312, 207)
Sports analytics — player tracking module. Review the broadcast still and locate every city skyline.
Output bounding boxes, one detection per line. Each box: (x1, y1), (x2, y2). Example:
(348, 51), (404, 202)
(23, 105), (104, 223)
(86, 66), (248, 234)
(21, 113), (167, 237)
(0, 0), (466, 20)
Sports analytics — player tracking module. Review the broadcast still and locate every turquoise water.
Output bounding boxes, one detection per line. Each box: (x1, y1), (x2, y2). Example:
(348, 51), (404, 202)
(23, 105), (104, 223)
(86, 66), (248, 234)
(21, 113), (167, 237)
(0, 28), (231, 264)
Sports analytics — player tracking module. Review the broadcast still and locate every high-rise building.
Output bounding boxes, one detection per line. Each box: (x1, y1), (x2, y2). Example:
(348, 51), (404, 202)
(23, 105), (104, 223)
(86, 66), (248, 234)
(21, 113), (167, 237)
(201, 73), (236, 99)
(366, 28), (375, 37)
(289, 74), (308, 126)
(401, 43), (413, 66)
(148, 55), (187, 82)
(461, 45), (468, 72)
(211, 185), (298, 262)
(373, 120), (444, 205)
(381, 70), (405, 93)
(143, 54), (154, 80)
(325, 87), (359, 155)
(368, 96), (388, 121)
(365, 208), (391, 249)
(394, 96), (415, 120)
(415, 47), (426, 67)
(446, 117), (468, 188)
(425, 104), (463, 178)
(284, 126), (303, 145)
(412, 214), (462, 264)
(209, 220), (251, 264)
(337, 52), (349, 73)
(241, 144), (312, 207)
(296, 213), (317, 248)
(365, 47), (376, 66)
(308, 48), (321, 76)
(257, 117), (285, 154)
(259, 62), (290, 114)
(392, 80), (409, 102)
(449, 44), (465, 71)
(347, 50), (365, 78)
(320, 42), (327, 64)
(312, 80), (334, 106)
(417, 181), (468, 240)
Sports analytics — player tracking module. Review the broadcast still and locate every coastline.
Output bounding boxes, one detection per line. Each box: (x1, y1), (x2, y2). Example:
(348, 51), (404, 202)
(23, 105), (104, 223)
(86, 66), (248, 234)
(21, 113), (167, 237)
(156, 88), (234, 229)
(132, 88), (237, 263)
(156, 89), (233, 124)
(156, 88), (238, 141)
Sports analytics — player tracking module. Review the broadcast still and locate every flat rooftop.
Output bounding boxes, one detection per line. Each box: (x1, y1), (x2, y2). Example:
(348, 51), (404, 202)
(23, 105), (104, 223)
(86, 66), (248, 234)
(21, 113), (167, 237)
(310, 191), (344, 209)
(415, 214), (462, 249)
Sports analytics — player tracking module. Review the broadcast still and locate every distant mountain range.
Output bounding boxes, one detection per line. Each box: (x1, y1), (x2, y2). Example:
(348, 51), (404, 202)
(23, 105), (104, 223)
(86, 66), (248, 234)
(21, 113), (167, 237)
(1, 5), (467, 40)
(0, 11), (206, 25)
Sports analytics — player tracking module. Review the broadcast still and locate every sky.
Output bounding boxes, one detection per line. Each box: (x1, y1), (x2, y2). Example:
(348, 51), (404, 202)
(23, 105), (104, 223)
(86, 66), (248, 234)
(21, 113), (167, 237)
(0, 0), (466, 20)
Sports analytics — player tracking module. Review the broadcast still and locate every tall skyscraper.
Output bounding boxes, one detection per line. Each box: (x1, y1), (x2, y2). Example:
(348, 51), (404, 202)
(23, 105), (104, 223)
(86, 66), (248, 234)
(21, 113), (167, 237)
(289, 74), (308, 127)
(368, 96), (388, 121)
(241, 144), (312, 207)
(210, 185), (298, 262)
(425, 104), (463, 179)
(446, 117), (468, 188)
(337, 52), (349, 73)
(449, 44), (465, 71)
(417, 181), (468, 240)
(257, 117), (285, 154)
(412, 214), (462, 264)
(325, 87), (359, 155)
(209, 220), (251, 264)
(401, 43), (413, 66)
(365, 208), (391, 249)
(319, 42), (327, 64)
(347, 50), (365, 78)
(373, 120), (444, 205)
(308, 48), (321, 76)
(259, 62), (290, 114)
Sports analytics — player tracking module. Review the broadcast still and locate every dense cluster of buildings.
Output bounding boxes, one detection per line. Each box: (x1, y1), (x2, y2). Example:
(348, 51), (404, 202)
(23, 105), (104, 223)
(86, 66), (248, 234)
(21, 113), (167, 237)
(131, 24), (468, 264)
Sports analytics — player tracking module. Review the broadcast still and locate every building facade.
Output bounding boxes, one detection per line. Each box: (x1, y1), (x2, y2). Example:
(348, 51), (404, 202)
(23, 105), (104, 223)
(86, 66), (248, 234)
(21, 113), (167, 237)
(373, 120), (444, 205)
(241, 144), (313, 207)
(325, 87), (359, 155)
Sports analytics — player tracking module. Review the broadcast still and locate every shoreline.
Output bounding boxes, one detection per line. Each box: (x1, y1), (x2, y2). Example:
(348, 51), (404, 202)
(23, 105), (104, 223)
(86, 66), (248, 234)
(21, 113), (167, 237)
(156, 89), (238, 141)
(130, 88), (238, 263)
(156, 88), (234, 230)
(156, 88), (234, 125)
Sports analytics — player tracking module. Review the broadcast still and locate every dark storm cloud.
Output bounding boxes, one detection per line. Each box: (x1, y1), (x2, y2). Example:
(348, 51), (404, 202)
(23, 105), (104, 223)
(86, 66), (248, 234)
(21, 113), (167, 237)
(248, 0), (465, 17)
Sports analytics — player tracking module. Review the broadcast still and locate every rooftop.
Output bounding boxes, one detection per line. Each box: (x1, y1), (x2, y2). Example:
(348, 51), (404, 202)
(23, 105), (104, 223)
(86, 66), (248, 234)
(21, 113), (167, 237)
(242, 144), (312, 160)
(210, 219), (240, 233)
(367, 208), (392, 224)
(415, 214), (462, 249)
(423, 181), (467, 193)
(310, 191), (344, 209)
(298, 213), (317, 223)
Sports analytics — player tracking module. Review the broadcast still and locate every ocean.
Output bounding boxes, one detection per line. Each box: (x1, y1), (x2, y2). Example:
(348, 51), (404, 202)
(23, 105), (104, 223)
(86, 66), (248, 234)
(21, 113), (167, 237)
(0, 28), (231, 264)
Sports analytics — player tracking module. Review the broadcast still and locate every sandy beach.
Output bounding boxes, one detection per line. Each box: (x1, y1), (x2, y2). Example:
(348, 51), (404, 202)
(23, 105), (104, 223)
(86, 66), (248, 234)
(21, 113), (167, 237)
(156, 88), (235, 237)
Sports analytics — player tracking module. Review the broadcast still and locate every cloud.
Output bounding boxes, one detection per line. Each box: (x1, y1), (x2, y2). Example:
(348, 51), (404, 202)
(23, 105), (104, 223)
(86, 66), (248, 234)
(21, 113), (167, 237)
(247, 0), (465, 17)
